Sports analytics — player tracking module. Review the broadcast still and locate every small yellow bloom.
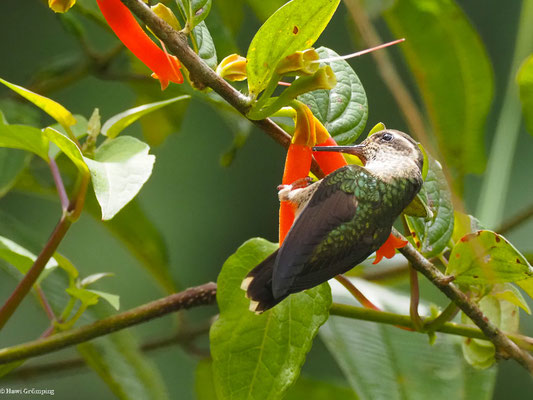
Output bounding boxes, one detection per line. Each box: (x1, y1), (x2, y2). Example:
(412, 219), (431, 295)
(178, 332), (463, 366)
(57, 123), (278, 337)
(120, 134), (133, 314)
(48, 0), (76, 13)
(217, 54), (247, 82)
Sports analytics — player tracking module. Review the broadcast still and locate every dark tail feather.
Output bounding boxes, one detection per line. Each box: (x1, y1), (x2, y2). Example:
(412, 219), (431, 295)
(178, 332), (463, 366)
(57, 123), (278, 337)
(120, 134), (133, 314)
(240, 250), (287, 313)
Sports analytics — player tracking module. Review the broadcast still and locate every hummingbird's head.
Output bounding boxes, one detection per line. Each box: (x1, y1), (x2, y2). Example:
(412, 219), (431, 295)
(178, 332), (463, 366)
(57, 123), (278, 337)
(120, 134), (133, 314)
(314, 129), (424, 181)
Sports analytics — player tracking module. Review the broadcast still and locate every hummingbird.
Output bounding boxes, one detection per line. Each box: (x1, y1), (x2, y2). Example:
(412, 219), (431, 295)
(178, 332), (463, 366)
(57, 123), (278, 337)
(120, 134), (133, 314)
(241, 129), (424, 313)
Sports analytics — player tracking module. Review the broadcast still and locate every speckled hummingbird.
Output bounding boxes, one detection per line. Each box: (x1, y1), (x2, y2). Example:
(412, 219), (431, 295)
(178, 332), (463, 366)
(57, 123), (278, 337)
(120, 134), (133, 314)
(241, 129), (424, 313)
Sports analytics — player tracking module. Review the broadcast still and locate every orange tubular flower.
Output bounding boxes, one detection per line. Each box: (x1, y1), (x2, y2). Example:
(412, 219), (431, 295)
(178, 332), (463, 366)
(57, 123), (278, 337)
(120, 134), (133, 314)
(96, 0), (183, 90)
(279, 106), (315, 244)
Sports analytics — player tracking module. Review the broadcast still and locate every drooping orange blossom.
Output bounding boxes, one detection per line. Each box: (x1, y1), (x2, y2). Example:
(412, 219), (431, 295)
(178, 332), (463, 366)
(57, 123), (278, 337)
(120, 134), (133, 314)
(96, 0), (183, 90)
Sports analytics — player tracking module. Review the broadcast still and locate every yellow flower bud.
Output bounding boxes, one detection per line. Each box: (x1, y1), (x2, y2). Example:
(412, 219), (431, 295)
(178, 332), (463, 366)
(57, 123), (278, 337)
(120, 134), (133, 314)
(217, 54), (247, 82)
(48, 0), (76, 13)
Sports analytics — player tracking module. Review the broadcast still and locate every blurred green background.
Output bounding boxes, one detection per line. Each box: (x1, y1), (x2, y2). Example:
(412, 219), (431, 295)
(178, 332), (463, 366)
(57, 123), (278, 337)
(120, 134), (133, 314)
(1, 0), (532, 398)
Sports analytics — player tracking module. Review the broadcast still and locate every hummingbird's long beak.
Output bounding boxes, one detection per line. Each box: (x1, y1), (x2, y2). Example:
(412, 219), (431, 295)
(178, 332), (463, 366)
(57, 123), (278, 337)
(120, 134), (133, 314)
(312, 144), (367, 165)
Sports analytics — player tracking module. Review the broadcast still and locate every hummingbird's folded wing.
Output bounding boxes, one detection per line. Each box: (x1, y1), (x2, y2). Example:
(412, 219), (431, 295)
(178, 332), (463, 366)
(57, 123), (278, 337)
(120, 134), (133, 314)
(271, 176), (360, 299)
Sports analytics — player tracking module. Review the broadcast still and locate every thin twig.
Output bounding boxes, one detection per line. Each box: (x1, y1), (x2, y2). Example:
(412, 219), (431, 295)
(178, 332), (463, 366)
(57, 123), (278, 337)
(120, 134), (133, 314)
(329, 303), (533, 352)
(49, 158), (69, 211)
(0, 283), (217, 364)
(497, 203), (533, 235)
(335, 274), (379, 310)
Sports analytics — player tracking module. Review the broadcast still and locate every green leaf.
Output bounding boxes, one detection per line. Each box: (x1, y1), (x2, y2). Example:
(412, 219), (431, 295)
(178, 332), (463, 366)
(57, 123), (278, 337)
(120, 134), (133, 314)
(461, 293), (519, 369)
(384, 0), (494, 176)
(406, 154), (454, 257)
(84, 136), (155, 220)
(81, 272), (114, 287)
(210, 238), (331, 400)
(101, 96), (190, 139)
(0, 149), (29, 197)
(0, 118), (49, 161)
(0, 77), (76, 129)
(246, 0), (340, 97)
(85, 197), (176, 293)
(65, 286), (100, 307)
(491, 283), (531, 314)
(43, 127), (89, 175)
(298, 47), (368, 144)
(447, 230), (533, 284)
(517, 54), (533, 136)
(516, 277), (533, 304)
(189, 0), (212, 29)
(368, 121), (386, 135)
(452, 212), (484, 243)
(87, 289), (120, 310)
(403, 193), (431, 219)
(192, 21), (218, 70)
(321, 278), (497, 399)
(0, 235), (58, 282)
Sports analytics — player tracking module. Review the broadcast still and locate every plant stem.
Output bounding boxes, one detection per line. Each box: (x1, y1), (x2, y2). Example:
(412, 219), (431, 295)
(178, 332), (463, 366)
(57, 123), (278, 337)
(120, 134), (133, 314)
(476, 0), (533, 228)
(6, 321), (211, 381)
(0, 169), (89, 331)
(497, 202), (533, 235)
(0, 217), (72, 331)
(423, 302), (459, 332)
(335, 274), (380, 310)
(49, 159), (69, 211)
(329, 303), (533, 351)
(394, 228), (533, 373)
(408, 266), (423, 331)
(0, 283), (217, 364)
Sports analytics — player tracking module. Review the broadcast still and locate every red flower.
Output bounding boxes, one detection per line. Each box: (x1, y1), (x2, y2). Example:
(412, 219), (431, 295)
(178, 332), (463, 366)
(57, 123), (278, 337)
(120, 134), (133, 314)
(96, 0), (183, 90)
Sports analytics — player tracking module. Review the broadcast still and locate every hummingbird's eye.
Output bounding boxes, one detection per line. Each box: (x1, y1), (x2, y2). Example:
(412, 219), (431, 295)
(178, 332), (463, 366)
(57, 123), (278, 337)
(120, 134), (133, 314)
(381, 132), (393, 142)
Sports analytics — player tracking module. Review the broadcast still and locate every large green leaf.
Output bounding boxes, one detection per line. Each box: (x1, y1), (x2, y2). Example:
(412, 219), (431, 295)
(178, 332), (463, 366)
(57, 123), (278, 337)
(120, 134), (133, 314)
(517, 54), (533, 136)
(406, 154), (454, 257)
(446, 230), (533, 284)
(0, 149), (29, 197)
(210, 238), (331, 400)
(0, 118), (49, 161)
(321, 278), (497, 399)
(384, 0), (494, 176)
(101, 96), (190, 139)
(0, 77), (76, 129)
(298, 47), (368, 144)
(246, 0), (340, 97)
(84, 136), (155, 220)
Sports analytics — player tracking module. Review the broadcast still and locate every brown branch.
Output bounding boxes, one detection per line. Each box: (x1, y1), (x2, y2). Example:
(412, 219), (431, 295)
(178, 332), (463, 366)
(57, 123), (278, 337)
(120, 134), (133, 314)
(5, 322), (211, 381)
(0, 283), (217, 364)
(394, 228), (533, 373)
